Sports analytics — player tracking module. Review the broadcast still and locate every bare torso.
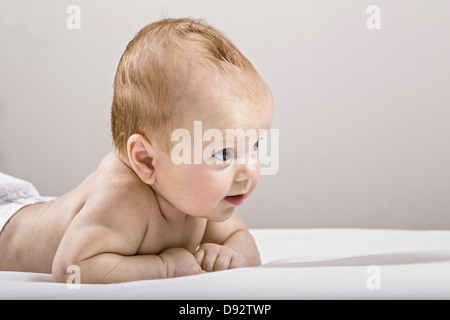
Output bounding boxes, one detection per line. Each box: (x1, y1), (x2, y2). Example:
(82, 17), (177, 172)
(0, 152), (207, 274)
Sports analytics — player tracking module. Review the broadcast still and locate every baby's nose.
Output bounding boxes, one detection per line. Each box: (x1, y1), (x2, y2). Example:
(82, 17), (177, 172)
(234, 162), (259, 182)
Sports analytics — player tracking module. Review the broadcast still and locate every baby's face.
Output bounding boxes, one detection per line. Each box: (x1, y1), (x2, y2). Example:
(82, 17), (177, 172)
(153, 74), (274, 222)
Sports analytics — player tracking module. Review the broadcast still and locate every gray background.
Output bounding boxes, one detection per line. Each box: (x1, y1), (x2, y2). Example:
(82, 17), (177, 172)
(1, 0), (449, 229)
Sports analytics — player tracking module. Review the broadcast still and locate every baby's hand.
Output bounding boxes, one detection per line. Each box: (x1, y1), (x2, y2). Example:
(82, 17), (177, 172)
(194, 243), (246, 272)
(159, 248), (205, 278)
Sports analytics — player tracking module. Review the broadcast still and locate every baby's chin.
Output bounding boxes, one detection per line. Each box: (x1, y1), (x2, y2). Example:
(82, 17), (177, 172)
(194, 205), (236, 222)
(176, 197), (238, 222)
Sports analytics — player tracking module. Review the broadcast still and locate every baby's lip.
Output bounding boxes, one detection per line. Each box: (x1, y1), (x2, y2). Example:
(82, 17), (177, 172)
(224, 194), (245, 206)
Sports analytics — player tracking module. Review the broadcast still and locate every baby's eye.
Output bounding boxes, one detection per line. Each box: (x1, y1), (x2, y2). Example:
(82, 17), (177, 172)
(252, 140), (259, 152)
(214, 148), (233, 161)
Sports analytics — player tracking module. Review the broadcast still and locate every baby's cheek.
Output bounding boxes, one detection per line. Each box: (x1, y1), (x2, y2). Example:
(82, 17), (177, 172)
(193, 175), (224, 200)
(187, 174), (225, 207)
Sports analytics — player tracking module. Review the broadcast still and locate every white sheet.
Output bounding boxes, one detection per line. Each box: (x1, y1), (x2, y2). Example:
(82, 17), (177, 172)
(1, 228), (449, 299)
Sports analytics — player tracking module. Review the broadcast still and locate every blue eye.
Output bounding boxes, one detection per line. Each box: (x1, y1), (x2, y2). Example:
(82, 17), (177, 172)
(252, 140), (259, 152)
(214, 148), (233, 161)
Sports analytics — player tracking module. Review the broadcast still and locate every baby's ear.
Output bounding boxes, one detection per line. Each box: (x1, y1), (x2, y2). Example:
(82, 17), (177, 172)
(127, 134), (156, 185)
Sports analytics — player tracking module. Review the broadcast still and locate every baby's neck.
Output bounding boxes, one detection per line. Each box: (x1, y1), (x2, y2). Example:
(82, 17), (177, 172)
(153, 191), (192, 225)
(114, 149), (132, 169)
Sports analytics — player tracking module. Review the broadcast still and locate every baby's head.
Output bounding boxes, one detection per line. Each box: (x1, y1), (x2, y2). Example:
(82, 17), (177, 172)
(111, 18), (274, 221)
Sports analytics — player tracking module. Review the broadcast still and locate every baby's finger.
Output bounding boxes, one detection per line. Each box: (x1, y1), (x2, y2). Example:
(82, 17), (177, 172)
(229, 254), (246, 269)
(193, 248), (205, 266)
(200, 251), (218, 272)
(213, 254), (231, 271)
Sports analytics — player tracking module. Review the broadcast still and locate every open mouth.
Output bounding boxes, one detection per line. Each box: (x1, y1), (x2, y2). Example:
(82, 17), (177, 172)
(224, 194), (245, 206)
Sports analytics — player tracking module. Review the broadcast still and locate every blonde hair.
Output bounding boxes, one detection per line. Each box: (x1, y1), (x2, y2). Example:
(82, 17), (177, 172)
(111, 17), (270, 156)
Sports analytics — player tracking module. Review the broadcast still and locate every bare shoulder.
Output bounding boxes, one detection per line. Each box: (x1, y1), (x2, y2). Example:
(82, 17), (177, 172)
(53, 152), (163, 263)
(72, 152), (161, 246)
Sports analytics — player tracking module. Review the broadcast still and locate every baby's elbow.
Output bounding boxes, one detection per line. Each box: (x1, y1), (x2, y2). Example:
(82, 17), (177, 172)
(51, 257), (69, 283)
(51, 253), (81, 284)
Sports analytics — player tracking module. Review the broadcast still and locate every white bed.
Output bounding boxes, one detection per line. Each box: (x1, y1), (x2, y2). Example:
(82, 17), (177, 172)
(1, 228), (449, 300)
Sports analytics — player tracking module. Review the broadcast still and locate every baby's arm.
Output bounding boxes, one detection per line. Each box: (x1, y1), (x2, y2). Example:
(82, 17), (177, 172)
(194, 214), (261, 272)
(52, 194), (203, 284)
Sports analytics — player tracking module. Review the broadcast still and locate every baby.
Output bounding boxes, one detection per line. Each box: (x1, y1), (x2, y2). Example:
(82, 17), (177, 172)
(0, 18), (274, 284)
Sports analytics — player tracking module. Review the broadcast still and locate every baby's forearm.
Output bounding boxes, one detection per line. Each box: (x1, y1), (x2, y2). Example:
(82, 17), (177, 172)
(53, 252), (167, 284)
(223, 230), (261, 267)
